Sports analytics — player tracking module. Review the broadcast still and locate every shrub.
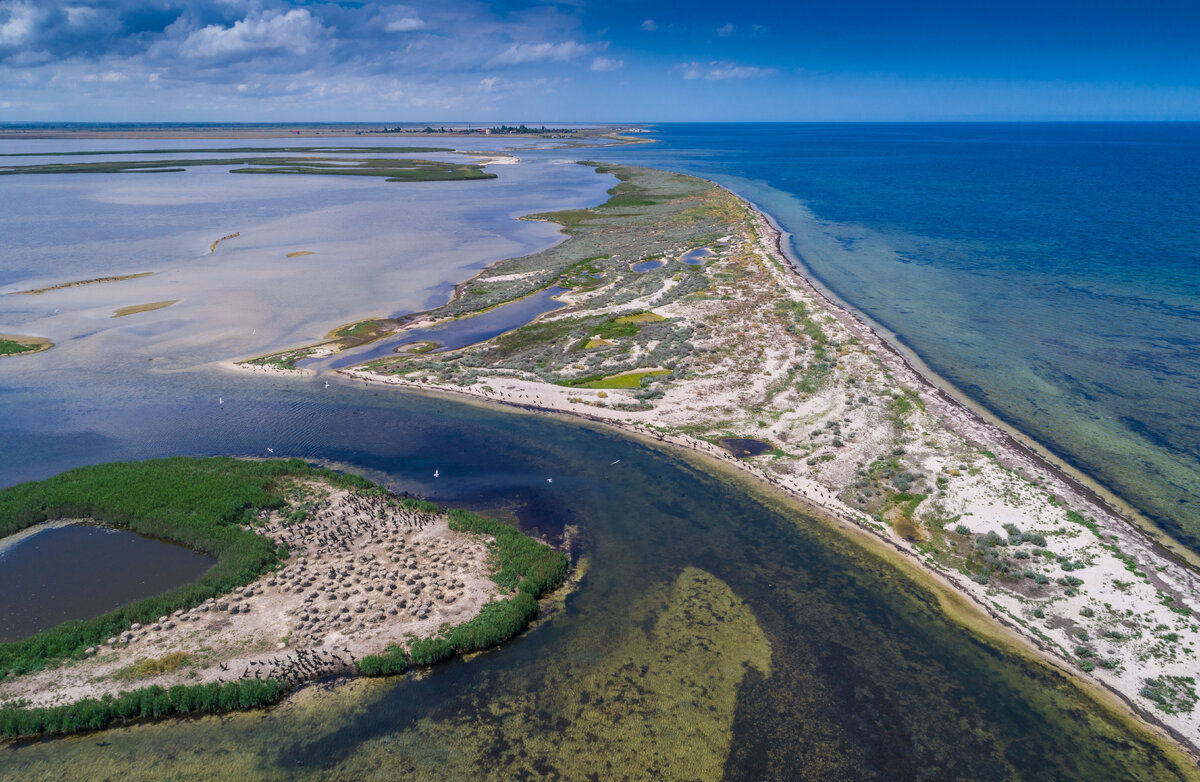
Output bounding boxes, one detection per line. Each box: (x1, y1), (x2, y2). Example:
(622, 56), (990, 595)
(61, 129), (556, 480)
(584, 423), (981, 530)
(356, 645), (408, 676)
(0, 678), (282, 738)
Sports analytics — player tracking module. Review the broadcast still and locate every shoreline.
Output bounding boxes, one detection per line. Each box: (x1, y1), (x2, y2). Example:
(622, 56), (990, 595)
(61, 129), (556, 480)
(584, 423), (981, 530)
(292, 175), (1200, 760)
(331, 369), (1200, 764)
(749, 201), (1200, 574)
(210, 157), (1198, 760)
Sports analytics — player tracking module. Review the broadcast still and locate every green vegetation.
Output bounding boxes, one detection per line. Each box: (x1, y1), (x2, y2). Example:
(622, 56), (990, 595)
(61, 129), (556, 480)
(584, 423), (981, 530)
(354, 645), (408, 677)
(0, 156), (493, 183)
(1140, 676), (1198, 716)
(0, 339), (36, 356)
(0, 146), (449, 158)
(0, 457), (372, 678)
(568, 369), (670, 389)
(0, 679), (283, 738)
(114, 652), (190, 681)
(0, 334), (52, 357)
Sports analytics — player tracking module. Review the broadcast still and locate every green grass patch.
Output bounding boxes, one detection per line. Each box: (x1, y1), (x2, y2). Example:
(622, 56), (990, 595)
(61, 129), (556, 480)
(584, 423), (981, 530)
(568, 369), (670, 389)
(114, 652), (190, 681)
(0, 339), (36, 356)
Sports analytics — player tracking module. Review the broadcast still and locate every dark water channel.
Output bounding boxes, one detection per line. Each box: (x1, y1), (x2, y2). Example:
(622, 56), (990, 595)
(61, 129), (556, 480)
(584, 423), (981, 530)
(0, 523), (214, 642)
(0, 373), (1188, 779)
(309, 286), (567, 371)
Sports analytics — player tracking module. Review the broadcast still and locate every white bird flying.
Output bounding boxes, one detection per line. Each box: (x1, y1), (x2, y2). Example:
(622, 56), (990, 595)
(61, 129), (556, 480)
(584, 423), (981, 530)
(267, 447), (274, 454)
(434, 469), (439, 478)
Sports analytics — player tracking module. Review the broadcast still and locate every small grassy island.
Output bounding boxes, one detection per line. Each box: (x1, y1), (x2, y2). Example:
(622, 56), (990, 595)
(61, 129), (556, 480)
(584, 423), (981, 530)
(0, 149), (496, 183)
(0, 457), (567, 738)
(0, 334), (53, 357)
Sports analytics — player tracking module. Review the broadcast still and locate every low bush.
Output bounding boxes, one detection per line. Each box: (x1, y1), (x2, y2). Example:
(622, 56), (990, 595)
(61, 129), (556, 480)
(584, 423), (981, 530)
(0, 679), (282, 738)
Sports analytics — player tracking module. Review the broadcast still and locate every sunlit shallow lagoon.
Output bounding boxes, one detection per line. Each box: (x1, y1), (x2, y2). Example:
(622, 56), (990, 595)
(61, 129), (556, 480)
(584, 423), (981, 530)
(0, 138), (1192, 779)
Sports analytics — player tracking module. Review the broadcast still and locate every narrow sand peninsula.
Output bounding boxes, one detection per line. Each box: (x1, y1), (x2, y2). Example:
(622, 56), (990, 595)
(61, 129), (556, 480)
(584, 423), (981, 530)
(112, 300), (178, 318)
(232, 162), (1199, 757)
(0, 481), (498, 709)
(9, 272), (152, 296)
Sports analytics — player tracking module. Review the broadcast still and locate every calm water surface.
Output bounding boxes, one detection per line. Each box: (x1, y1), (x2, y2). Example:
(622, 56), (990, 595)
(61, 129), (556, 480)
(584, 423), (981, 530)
(0, 523), (214, 642)
(311, 286), (567, 371)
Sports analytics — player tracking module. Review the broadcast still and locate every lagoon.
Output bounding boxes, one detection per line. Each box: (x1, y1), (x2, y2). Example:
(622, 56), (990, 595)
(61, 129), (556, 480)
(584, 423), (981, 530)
(0, 522), (213, 643)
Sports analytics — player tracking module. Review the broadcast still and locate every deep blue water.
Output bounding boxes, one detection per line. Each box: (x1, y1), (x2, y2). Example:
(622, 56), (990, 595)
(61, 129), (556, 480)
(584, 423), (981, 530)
(581, 123), (1200, 552)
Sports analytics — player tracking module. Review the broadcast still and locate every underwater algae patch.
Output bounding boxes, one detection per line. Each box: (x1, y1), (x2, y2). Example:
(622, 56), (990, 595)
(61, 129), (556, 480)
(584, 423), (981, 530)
(330, 567), (770, 780)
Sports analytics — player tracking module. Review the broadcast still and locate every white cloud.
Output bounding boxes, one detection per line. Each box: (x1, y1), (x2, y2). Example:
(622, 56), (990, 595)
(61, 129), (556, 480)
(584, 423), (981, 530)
(479, 76), (499, 91)
(384, 16), (425, 33)
(63, 5), (99, 28)
(717, 23), (734, 37)
(679, 61), (776, 80)
(490, 40), (589, 67)
(179, 9), (326, 59)
(590, 56), (622, 72)
(81, 69), (126, 83)
(641, 19), (657, 32)
(0, 1), (40, 46)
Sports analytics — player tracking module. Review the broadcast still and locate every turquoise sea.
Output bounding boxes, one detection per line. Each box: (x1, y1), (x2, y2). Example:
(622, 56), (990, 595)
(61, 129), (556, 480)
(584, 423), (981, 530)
(584, 123), (1200, 554)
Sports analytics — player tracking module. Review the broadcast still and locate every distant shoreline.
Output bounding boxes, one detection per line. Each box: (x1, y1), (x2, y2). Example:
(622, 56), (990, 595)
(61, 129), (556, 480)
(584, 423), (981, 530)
(0, 123), (642, 141)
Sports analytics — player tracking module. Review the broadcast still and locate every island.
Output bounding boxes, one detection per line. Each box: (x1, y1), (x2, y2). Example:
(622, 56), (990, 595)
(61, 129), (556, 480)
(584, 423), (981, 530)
(0, 457), (568, 737)
(242, 161), (1200, 756)
(0, 333), (53, 357)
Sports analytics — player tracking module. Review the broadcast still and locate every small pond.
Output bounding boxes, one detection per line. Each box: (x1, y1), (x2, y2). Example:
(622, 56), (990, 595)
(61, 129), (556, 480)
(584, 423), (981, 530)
(0, 522), (215, 642)
(680, 247), (714, 265)
(630, 259), (664, 273)
(312, 286), (567, 371)
(718, 437), (774, 458)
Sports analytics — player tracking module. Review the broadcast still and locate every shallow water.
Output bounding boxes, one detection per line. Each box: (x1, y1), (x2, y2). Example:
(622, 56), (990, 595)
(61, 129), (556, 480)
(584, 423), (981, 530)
(680, 247), (713, 265)
(575, 123), (1200, 554)
(310, 286), (567, 371)
(631, 259), (665, 273)
(0, 523), (214, 642)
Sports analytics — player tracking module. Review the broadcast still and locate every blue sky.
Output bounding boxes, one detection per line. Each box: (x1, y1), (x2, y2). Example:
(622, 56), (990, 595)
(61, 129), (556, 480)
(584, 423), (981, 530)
(1, 0), (1198, 121)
